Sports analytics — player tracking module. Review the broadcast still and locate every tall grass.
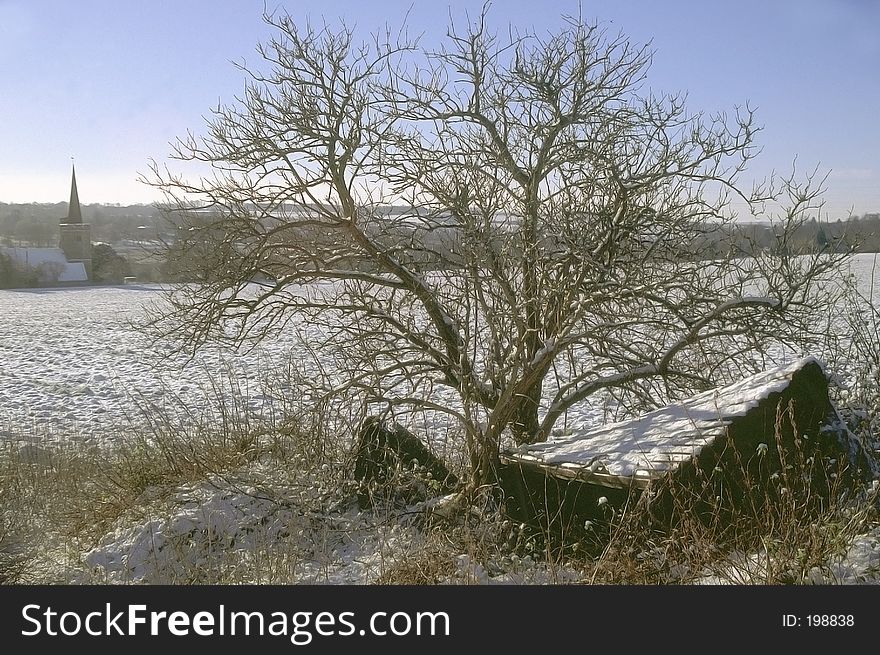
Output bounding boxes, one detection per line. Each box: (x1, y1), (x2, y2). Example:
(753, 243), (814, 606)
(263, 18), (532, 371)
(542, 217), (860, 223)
(1, 352), (878, 585)
(0, 361), (355, 583)
(586, 416), (877, 584)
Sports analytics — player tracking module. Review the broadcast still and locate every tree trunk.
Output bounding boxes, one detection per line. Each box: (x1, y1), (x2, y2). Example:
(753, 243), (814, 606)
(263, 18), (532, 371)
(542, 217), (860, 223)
(465, 426), (502, 490)
(511, 379), (543, 444)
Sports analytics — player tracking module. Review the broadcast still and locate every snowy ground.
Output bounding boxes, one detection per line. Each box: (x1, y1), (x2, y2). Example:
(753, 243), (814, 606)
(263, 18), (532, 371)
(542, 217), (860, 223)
(4, 253), (880, 442)
(2, 255), (880, 584)
(0, 284), (307, 442)
(0, 284), (606, 444)
(0, 282), (595, 584)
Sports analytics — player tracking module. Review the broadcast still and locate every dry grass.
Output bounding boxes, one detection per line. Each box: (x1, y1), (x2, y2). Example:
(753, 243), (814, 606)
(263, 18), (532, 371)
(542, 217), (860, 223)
(0, 371), (356, 584)
(1, 364), (878, 586)
(585, 422), (878, 584)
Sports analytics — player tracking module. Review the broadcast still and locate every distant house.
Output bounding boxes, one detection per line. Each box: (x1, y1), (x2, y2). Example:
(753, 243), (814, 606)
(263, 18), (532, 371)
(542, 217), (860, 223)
(0, 164), (92, 285)
(0, 247), (87, 285)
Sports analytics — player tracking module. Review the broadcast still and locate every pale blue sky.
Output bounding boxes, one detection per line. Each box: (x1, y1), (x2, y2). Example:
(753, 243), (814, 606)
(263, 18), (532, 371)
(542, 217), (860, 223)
(0, 0), (877, 219)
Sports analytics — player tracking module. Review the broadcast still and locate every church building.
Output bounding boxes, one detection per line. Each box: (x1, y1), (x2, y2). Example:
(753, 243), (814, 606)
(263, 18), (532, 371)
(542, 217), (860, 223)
(0, 164), (92, 284)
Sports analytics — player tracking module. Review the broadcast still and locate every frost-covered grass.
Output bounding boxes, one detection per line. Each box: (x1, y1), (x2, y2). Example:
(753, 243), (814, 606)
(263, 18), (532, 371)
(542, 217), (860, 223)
(585, 436), (879, 585)
(0, 400), (342, 583)
(1, 395), (877, 585)
(0, 408), (578, 585)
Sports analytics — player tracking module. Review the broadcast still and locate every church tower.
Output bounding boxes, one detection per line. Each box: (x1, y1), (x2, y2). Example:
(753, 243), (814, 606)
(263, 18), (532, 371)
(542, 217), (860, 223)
(59, 163), (92, 280)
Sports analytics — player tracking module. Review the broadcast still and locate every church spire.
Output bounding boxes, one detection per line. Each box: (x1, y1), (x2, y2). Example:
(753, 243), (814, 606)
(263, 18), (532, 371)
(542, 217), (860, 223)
(66, 162), (83, 224)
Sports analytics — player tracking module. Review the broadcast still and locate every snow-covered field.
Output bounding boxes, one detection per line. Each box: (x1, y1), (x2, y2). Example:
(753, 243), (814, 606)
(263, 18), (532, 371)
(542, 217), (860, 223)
(0, 284), (306, 442)
(2, 255), (880, 584)
(3, 254), (880, 442)
(0, 284), (577, 445)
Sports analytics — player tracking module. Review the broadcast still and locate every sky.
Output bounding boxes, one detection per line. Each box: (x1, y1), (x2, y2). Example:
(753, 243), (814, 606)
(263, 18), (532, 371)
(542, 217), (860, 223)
(0, 0), (877, 219)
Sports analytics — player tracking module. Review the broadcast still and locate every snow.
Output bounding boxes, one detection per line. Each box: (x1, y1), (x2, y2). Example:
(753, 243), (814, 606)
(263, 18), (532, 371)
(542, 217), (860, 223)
(530, 336), (557, 365)
(80, 478), (425, 584)
(511, 357), (821, 480)
(2, 256), (880, 585)
(825, 526), (880, 584)
(695, 522), (880, 585)
(0, 285), (310, 440)
(74, 477), (583, 585)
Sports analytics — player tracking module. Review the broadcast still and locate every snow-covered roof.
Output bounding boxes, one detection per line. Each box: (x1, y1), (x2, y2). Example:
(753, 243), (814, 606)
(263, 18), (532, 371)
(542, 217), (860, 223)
(4, 247), (67, 267)
(1, 247), (88, 282)
(57, 261), (88, 282)
(505, 357), (824, 488)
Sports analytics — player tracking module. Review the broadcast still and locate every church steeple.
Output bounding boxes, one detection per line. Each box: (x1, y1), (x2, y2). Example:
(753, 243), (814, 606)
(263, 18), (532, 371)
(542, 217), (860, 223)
(59, 161), (92, 280)
(66, 162), (83, 224)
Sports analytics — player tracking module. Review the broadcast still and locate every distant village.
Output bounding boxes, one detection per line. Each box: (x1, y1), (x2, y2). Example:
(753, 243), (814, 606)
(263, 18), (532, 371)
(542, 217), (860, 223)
(1, 166), (878, 289)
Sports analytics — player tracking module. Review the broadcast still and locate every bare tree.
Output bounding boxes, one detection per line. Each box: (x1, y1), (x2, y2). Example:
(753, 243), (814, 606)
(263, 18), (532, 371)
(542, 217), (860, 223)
(142, 7), (846, 487)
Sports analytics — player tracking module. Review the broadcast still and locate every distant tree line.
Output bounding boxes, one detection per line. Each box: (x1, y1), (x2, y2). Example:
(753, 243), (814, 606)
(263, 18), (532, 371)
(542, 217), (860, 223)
(0, 203), (166, 247)
(2, 201), (878, 289)
(3, 202), (878, 254)
(3, 202), (880, 251)
(734, 214), (880, 254)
